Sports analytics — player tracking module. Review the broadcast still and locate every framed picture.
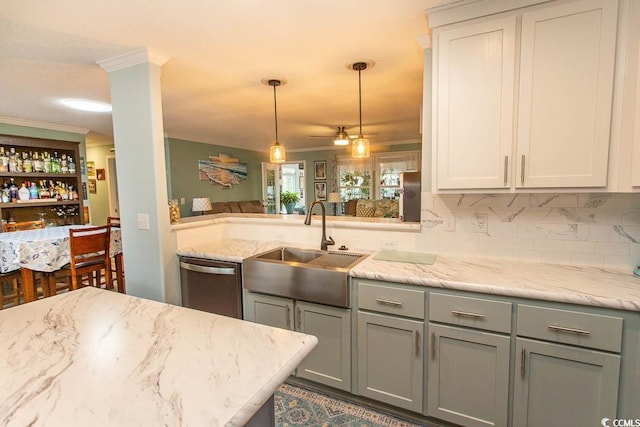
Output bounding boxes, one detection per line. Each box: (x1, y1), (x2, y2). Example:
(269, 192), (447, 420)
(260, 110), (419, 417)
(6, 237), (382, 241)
(87, 161), (95, 177)
(314, 160), (326, 180)
(88, 179), (97, 194)
(314, 181), (327, 201)
(82, 182), (88, 200)
(80, 156), (86, 175)
(96, 168), (105, 180)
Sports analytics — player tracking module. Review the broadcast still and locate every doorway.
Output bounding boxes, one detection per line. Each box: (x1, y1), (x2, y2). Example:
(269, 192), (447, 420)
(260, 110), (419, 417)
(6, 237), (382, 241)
(261, 161), (306, 214)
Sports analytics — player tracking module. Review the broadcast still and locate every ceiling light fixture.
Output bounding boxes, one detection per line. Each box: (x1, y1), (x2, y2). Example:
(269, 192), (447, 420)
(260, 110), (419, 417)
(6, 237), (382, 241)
(60, 99), (112, 113)
(264, 79), (286, 164)
(333, 126), (350, 146)
(350, 62), (370, 159)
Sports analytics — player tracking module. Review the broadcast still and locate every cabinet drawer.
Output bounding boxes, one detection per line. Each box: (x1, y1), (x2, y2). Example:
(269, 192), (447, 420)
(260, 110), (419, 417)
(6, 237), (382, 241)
(358, 282), (425, 320)
(429, 292), (512, 333)
(517, 305), (623, 353)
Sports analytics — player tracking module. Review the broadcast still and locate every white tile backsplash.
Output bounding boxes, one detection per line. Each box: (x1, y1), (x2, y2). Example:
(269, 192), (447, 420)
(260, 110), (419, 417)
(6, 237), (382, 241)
(422, 192), (640, 269)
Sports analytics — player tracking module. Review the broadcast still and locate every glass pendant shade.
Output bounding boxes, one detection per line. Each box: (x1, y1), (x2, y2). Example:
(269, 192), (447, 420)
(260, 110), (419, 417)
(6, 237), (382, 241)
(333, 126), (350, 146)
(270, 141), (286, 163)
(352, 136), (370, 158)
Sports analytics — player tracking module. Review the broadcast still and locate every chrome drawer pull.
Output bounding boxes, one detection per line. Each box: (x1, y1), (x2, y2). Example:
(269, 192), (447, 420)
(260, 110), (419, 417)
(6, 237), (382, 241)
(375, 298), (403, 307)
(521, 348), (526, 379)
(451, 310), (485, 319)
(548, 324), (591, 335)
(431, 332), (436, 360)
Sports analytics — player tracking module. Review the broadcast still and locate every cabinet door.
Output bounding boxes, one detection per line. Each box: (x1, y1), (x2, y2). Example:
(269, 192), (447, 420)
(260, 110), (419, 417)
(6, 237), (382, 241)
(357, 311), (423, 412)
(435, 16), (516, 190)
(427, 324), (510, 427)
(244, 292), (293, 330)
(513, 338), (620, 427)
(295, 302), (351, 392)
(516, 0), (618, 188)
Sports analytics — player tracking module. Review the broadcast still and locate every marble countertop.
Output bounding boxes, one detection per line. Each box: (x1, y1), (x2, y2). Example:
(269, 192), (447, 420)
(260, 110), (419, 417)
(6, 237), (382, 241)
(178, 239), (640, 312)
(0, 287), (317, 426)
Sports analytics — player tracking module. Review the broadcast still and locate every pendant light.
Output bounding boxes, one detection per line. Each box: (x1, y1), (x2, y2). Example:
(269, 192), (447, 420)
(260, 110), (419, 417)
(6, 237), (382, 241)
(351, 62), (370, 159)
(333, 126), (350, 146)
(266, 79), (286, 163)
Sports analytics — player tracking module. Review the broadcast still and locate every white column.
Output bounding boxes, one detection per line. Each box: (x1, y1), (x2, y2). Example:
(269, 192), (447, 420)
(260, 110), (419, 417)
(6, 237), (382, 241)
(98, 48), (179, 304)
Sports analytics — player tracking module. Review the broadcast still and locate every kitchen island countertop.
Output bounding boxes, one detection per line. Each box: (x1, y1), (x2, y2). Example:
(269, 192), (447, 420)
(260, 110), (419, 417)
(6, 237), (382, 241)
(179, 239), (640, 312)
(0, 287), (317, 426)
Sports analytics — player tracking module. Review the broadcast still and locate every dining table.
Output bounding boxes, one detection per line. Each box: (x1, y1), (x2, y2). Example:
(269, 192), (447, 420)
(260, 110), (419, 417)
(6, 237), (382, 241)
(0, 225), (122, 303)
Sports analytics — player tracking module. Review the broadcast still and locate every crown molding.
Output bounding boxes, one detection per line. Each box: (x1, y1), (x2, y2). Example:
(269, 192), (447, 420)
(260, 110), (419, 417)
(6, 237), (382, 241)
(97, 47), (170, 73)
(0, 116), (90, 135)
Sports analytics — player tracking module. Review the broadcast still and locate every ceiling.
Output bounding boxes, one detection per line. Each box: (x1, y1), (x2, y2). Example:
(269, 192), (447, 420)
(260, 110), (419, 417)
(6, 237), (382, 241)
(0, 1), (433, 153)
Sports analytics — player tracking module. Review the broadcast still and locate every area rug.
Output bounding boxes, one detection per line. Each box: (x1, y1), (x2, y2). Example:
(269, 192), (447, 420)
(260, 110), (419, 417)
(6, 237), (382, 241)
(275, 383), (424, 427)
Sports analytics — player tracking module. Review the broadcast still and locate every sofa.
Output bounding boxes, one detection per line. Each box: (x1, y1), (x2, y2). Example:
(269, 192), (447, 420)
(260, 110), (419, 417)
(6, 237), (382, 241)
(344, 199), (399, 218)
(205, 200), (264, 214)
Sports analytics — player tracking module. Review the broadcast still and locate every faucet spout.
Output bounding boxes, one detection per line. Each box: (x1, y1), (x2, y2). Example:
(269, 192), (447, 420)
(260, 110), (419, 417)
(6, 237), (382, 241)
(304, 200), (335, 251)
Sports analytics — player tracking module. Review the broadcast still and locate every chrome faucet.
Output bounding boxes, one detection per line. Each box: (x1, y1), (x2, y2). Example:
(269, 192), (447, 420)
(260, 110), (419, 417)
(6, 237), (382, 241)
(304, 200), (335, 251)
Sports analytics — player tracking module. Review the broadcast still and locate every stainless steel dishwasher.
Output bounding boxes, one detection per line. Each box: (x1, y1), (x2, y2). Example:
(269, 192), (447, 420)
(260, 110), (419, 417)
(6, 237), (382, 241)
(179, 257), (242, 318)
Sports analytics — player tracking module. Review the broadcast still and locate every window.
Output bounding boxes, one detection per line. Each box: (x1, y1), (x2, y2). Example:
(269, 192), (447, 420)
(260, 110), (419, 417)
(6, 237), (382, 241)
(336, 151), (419, 202)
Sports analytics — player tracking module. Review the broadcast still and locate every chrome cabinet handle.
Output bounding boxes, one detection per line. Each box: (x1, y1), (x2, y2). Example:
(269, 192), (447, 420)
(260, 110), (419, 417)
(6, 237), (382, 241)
(521, 348), (526, 379)
(451, 310), (485, 319)
(431, 332), (436, 360)
(286, 306), (291, 328)
(375, 298), (402, 307)
(415, 331), (420, 357)
(548, 324), (591, 335)
(504, 156), (509, 185)
(297, 307), (302, 330)
(521, 155), (525, 185)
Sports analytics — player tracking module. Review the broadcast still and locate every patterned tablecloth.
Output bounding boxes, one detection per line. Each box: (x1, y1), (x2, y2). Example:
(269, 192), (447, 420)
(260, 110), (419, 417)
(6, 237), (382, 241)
(0, 225), (122, 273)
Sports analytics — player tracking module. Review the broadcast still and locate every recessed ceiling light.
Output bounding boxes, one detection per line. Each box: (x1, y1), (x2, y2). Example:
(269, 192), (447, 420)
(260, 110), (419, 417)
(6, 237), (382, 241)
(61, 99), (112, 113)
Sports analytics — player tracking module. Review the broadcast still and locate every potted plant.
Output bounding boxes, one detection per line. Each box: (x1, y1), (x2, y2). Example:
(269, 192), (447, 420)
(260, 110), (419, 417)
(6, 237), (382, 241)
(280, 191), (300, 214)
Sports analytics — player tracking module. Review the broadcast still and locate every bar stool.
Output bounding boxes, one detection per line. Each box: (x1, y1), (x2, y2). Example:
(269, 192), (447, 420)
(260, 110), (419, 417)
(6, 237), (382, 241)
(66, 225), (112, 291)
(107, 217), (125, 293)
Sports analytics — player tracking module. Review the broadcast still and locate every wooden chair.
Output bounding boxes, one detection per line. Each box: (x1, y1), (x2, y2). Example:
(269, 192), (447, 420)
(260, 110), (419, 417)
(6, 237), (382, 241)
(0, 270), (21, 309)
(107, 217), (125, 293)
(67, 225), (112, 291)
(3, 220), (46, 233)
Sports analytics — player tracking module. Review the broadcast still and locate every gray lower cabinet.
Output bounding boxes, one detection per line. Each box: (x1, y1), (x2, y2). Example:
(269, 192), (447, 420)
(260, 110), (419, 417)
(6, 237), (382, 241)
(513, 338), (621, 426)
(357, 311), (423, 413)
(427, 323), (510, 427)
(244, 292), (351, 392)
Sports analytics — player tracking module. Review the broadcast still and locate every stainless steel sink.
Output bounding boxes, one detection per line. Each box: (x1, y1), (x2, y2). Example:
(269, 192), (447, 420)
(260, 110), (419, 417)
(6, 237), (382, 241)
(243, 246), (368, 308)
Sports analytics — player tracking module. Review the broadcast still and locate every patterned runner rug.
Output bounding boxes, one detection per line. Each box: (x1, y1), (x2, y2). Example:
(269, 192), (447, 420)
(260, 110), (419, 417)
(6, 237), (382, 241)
(275, 383), (425, 427)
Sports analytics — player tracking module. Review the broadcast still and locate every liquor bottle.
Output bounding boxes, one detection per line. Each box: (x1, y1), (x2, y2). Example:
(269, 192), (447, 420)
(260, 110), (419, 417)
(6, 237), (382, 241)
(18, 183), (30, 201)
(59, 182), (68, 200)
(23, 152), (33, 173)
(68, 157), (76, 174)
(39, 180), (50, 199)
(8, 178), (18, 202)
(1, 183), (9, 203)
(61, 154), (69, 174)
(8, 148), (16, 173)
(29, 181), (39, 199)
(43, 152), (52, 173)
(51, 152), (61, 173)
(14, 150), (23, 173)
(33, 152), (43, 173)
(0, 148), (8, 173)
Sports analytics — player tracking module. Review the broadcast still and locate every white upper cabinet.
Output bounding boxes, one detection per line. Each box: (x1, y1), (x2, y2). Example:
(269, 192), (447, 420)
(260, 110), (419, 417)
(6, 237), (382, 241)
(430, 0), (619, 192)
(435, 17), (516, 190)
(516, 0), (618, 188)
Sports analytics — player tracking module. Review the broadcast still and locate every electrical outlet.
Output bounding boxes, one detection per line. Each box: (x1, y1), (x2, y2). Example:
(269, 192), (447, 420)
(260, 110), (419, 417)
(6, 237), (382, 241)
(180, 197), (185, 205)
(442, 214), (455, 231)
(473, 213), (488, 233)
(381, 239), (398, 250)
(137, 213), (150, 230)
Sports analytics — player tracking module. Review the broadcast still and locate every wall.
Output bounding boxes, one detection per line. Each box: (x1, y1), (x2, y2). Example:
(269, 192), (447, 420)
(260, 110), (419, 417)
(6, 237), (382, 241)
(85, 135), (114, 225)
(419, 192), (640, 270)
(167, 138), (266, 217)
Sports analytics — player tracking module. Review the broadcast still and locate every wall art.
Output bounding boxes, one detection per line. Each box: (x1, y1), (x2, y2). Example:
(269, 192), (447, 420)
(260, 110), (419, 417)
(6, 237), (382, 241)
(198, 153), (247, 188)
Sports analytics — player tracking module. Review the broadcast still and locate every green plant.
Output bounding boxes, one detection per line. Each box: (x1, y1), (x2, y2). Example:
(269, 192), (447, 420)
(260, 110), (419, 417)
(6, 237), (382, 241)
(280, 191), (300, 205)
